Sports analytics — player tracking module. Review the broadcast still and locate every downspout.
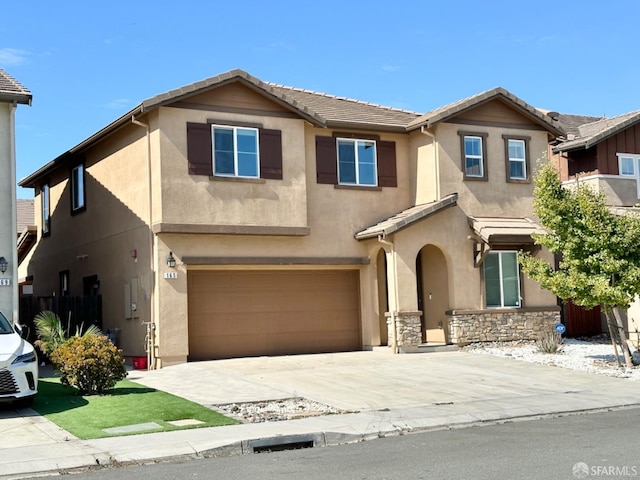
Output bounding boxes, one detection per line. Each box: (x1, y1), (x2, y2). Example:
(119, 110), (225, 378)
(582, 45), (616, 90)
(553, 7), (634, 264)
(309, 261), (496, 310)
(9, 103), (18, 324)
(378, 234), (399, 354)
(420, 126), (440, 201)
(131, 114), (156, 370)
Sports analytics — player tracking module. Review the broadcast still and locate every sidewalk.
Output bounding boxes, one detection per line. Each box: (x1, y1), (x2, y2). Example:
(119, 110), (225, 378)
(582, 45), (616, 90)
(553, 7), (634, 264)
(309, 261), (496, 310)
(2, 350), (640, 479)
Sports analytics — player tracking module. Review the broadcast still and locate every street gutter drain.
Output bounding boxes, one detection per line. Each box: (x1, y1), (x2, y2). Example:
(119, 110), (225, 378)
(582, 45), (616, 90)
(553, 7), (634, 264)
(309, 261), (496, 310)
(247, 434), (317, 453)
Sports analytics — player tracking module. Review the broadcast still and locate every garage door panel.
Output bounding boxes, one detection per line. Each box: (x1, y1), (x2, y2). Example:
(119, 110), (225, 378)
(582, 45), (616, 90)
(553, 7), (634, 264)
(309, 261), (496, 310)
(187, 270), (361, 360)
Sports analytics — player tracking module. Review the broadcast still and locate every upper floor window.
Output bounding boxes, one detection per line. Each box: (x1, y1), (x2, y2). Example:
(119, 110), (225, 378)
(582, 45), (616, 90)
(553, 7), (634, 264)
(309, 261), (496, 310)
(617, 153), (640, 177)
(337, 138), (377, 186)
(187, 122), (282, 180)
(503, 135), (531, 182)
(41, 183), (50, 236)
(71, 164), (86, 213)
(315, 135), (397, 187)
(212, 125), (259, 178)
(484, 251), (520, 308)
(458, 131), (488, 181)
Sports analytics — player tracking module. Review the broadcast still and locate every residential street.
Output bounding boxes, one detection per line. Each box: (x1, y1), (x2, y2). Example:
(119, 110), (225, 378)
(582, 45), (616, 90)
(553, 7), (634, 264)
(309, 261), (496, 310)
(35, 407), (640, 480)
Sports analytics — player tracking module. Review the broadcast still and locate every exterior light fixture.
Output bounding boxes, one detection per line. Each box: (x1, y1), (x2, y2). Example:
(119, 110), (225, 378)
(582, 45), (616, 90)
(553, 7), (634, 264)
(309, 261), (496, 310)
(166, 252), (176, 268)
(0, 257), (7, 274)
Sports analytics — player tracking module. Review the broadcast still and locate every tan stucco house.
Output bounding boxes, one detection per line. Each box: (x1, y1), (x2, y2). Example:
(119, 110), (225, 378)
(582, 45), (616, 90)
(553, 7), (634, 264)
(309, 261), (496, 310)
(0, 70), (31, 323)
(19, 69), (564, 367)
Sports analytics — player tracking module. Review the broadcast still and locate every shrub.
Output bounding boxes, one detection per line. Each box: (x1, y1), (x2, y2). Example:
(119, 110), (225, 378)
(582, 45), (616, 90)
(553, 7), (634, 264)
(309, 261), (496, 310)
(536, 331), (564, 354)
(50, 335), (127, 395)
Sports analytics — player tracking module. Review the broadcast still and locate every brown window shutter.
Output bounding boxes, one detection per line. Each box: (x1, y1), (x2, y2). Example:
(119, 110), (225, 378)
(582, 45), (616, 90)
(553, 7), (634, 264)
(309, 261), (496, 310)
(259, 129), (283, 179)
(316, 136), (337, 184)
(187, 122), (213, 175)
(377, 140), (397, 187)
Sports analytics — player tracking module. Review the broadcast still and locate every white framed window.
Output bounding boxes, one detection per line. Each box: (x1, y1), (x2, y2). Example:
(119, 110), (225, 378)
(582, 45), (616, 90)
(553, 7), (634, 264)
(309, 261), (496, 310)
(212, 125), (259, 178)
(337, 138), (377, 186)
(41, 183), (50, 235)
(71, 164), (85, 212)
(617, 153), (640, 177)
(484, 251), (521, 308)
(464, 136), (484, 178)
(508, 139), (526, 179)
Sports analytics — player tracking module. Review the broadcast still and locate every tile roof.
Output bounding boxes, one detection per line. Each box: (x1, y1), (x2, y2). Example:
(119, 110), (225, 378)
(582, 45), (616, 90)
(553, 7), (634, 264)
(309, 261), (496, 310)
(16, 199), (34, 234)
(266, 83), (421, 130)
(468, 216), (545, 244)
(554, 110), (640, 152)
(407, 87), (564, 136)
(0, 69), (32, 104)
(355, 193), (458, 240)
(142, 69), (421, 131)
(554, 113), (604, 138)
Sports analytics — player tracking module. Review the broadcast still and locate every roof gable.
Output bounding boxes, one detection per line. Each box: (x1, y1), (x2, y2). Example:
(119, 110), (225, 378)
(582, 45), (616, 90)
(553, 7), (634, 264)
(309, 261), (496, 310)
(407, 87), (564, 136)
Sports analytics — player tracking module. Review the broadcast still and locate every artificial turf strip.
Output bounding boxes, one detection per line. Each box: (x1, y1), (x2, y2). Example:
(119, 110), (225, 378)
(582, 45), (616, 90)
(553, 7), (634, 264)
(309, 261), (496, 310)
(32, 378), (240, 439)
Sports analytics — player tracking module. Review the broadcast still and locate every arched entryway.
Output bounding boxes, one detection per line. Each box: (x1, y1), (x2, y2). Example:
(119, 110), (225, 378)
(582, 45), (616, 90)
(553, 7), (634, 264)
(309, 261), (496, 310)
(416, 244), (450, 344)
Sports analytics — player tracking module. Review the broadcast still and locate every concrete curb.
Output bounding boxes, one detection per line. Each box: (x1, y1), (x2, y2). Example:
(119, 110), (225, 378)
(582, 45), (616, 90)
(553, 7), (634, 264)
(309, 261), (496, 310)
(4, 403), (640, 480)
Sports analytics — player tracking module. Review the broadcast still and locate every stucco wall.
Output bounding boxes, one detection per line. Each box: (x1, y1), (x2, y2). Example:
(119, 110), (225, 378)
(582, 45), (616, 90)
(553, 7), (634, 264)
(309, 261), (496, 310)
(0, 103), (14, 319)
(26, 123), (153, 356)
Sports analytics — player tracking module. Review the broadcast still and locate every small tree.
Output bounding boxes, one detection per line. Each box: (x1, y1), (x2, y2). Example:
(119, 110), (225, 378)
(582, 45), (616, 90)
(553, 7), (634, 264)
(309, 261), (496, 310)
(520, 161), (640, 368)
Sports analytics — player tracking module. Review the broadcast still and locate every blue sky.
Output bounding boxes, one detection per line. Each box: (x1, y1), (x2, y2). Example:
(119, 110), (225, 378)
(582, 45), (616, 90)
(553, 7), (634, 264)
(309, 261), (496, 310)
(4, 1), (640, 198)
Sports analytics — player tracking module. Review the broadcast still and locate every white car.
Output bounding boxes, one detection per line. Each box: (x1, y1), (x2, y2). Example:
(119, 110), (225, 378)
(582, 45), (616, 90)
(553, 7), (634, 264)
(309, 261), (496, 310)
(0, 310), (38, 407)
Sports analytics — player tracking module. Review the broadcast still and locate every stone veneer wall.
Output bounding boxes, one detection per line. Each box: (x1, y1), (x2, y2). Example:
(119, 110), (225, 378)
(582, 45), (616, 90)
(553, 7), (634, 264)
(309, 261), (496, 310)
(386, 311), (422, 353)
(448, 308), (560, 345)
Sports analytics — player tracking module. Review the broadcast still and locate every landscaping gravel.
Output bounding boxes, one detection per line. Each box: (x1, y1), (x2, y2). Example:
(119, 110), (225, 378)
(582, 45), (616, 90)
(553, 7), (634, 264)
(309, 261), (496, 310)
(214, 397), (343, 423)
(464, 337), (640, 381)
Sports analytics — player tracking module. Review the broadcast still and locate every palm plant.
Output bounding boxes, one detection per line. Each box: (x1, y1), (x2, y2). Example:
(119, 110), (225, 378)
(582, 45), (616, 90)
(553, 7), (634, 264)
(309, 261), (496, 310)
(34, 311), (67, 355)
(34, 310), (102, 355)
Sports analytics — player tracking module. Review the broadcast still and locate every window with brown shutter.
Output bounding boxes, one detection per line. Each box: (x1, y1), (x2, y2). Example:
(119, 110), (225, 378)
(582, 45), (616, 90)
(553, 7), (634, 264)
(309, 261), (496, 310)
(187, 122), (283, 180)
(187, 122), (213, 176)
(259, 129), (283, 180)
(316, 136), (338, 184)
(377, 140), (397, 187)
(315, 135), (397, 187)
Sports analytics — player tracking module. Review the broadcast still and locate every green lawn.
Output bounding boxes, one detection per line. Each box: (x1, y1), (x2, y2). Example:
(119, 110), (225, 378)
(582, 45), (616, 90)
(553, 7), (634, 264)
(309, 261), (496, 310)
(32, 377), (240, 439)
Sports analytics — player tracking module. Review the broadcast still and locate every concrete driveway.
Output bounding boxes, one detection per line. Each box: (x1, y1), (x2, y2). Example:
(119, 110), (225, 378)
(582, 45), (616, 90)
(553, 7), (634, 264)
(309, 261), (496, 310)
(3, 349), (640, 478)
(127, 349), (640, 414)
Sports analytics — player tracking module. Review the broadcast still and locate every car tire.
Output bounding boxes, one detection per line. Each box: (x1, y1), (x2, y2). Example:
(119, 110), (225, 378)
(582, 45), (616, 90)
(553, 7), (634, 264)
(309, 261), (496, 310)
(13, 396), (35, 409)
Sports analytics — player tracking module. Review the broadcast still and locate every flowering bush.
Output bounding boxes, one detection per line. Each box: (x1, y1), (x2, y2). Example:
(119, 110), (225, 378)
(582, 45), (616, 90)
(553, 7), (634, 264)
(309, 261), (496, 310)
(50, 335), (127, 395)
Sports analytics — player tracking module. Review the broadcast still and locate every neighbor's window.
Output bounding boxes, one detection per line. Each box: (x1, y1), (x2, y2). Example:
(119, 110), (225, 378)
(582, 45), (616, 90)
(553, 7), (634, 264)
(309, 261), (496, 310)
(459, 131), (488, 180)
(337, 138), (377, 186)
(617, 153), (640, 177)
(41, 183), (50, 235)
(71, 164), (85, 212)
(484, 251), (520, 308)
(212, 125), (259, 178)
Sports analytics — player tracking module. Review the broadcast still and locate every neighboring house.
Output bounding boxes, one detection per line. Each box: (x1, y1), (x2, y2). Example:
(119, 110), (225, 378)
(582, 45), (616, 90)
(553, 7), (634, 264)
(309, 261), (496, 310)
(552, 110), (640, 344)
(0, 70), (31, 323)
(19, 69), (563, 367)
(16, 199), (36, 296)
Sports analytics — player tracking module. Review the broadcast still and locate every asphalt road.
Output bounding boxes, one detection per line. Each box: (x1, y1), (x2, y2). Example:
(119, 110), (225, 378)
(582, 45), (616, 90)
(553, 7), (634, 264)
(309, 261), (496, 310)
(30, 407), (640, 480)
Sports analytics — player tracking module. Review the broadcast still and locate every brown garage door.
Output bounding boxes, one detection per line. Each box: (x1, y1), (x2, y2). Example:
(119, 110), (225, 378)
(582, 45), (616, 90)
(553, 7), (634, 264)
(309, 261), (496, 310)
(187, 269), (361, 360)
